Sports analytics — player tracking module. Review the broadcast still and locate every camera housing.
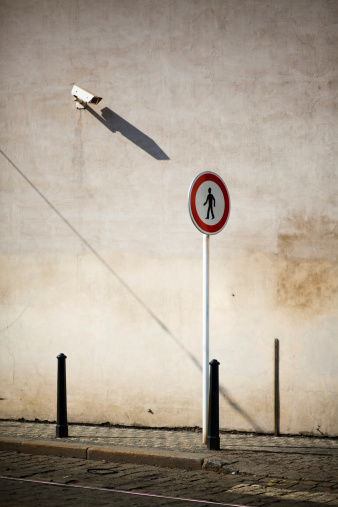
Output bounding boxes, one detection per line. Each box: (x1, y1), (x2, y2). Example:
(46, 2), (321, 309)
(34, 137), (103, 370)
(71, 85), (102, 109)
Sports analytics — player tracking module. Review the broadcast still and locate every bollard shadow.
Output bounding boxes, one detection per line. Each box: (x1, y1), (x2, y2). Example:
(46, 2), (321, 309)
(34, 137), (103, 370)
(1, 148), (262, 434)
(86, 106), (170, 160)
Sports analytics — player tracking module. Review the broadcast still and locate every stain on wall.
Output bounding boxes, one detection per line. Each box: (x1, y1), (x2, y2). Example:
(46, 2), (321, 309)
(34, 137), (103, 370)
(277, 258), (337, 314)
(277, 214), (337, 315)
(278, 215), (337, 262)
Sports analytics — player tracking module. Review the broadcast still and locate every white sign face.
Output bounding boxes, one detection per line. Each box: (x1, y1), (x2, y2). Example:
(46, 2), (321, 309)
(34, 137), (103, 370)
(188, 172), (230, 235)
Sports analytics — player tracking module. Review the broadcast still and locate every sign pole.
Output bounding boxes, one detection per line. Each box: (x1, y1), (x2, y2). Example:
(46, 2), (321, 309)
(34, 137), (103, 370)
(203, 233), (209, 444)
(188, 171), (230, 446)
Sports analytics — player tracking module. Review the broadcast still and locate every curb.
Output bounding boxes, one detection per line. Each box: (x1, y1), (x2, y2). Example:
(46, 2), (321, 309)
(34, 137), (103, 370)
(0, 438), (87, 459)
(0, 437), (211, 471)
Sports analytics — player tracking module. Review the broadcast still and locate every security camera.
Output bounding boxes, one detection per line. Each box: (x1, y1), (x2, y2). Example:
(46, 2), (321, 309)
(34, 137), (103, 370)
(71, 85), (102, 109)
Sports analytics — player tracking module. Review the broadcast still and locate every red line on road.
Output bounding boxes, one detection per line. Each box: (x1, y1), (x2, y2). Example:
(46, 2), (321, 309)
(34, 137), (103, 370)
(0, 475), (252, 507)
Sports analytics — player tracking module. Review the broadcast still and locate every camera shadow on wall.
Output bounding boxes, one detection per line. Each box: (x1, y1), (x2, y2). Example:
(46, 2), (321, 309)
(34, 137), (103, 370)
(86, 105), (170, 161)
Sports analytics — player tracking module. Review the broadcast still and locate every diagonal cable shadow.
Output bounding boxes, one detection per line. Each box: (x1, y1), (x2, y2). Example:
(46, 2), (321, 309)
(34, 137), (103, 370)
(1, 148), (262, 432)
(86, 106), (170, 160)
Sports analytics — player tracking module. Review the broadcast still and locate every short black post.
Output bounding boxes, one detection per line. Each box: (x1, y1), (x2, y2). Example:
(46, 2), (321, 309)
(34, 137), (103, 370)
(207, 359), (220, 450)
(56, 353), (68, 438)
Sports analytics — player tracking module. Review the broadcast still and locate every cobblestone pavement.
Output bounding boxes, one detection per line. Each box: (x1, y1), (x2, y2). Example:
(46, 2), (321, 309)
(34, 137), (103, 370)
(1, 450), (337, 506)
(0, 421), (337, 505)
(1, 420), (337, 454)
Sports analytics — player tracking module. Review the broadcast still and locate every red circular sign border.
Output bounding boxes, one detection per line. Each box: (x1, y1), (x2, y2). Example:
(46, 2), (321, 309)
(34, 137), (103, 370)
(188, 172), (230, 235)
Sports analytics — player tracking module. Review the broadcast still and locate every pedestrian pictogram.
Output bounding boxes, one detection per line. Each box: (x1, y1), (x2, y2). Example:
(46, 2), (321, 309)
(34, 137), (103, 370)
(188, 172), (230, 235)
(204, 188), (216, 220)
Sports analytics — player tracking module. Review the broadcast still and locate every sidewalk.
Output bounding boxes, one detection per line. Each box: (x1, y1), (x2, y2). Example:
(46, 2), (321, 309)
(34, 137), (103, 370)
(1, 420), (337, 481)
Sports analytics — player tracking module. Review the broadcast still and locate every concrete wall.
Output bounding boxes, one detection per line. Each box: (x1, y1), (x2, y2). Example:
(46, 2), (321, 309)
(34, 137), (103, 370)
(0, 0), (337, 436)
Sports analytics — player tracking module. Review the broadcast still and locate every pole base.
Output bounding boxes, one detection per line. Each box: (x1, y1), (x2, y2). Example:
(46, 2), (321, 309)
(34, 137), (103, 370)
(56, 425), (68, 438)
(207, 436), (220, 451)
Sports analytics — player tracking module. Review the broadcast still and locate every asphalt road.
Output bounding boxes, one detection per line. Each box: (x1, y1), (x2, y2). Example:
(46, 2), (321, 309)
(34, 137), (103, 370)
(1, 450), (337, 506)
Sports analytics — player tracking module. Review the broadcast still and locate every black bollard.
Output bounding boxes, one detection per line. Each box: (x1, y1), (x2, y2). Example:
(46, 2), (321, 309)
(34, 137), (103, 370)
(207, 359), (220, 450)
(56, 353), (68, 438)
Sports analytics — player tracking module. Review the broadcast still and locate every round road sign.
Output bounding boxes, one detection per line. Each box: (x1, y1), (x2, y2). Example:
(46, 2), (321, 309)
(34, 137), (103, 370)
(188, 172), (230, 235)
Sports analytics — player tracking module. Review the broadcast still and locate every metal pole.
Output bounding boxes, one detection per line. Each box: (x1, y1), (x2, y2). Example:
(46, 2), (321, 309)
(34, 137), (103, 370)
(56, 353), (68, 438)
(274, 339), (280, 436)
(203, 234), (209, 444)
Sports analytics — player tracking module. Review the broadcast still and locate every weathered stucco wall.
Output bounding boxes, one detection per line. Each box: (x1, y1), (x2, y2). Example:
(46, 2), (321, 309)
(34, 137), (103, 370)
(0, 0), (337, 435)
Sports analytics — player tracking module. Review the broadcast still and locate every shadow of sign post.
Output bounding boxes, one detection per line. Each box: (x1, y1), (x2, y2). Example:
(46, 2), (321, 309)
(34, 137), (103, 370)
(1, 148), (263, 436)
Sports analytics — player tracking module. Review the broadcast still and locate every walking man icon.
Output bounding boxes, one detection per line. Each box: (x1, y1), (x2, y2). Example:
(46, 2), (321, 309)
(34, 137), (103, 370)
(204, 188), (216, 219)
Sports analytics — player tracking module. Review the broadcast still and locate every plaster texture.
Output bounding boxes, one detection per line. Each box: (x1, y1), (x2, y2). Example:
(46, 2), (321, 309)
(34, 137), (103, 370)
(0, 0), (337, 435)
